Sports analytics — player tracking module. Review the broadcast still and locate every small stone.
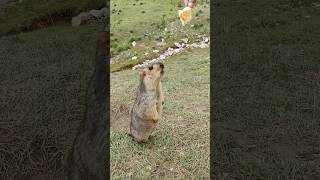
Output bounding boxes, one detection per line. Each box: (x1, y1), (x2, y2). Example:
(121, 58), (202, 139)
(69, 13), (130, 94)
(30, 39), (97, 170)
(204, 37), (210, 43)
(159, 55), (166, 60)
(153, 50), (159, 53)
(181, 38), (188, 43)
(132, 56), (137, 60)
(174, 42), (181, 48)
(132, 41), (136, 47)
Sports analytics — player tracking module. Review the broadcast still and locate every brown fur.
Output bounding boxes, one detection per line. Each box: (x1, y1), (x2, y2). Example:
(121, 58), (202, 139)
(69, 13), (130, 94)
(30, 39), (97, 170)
(129, 63), (164, 143)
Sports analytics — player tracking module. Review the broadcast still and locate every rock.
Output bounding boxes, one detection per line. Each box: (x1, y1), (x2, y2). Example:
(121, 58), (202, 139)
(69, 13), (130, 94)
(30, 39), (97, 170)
(132, 41), (136, 47)
(89, 9), (103, 18)
(204, 37), (210, 43)
(131, 56), (137, 60)
(159, 55), (166, 60)
(174, 42), (181, 48)
(153, 50), (159, 53)
(181, 38), (188, 43)
(71, 16), (82, 27)
(71, 12), (93, 27)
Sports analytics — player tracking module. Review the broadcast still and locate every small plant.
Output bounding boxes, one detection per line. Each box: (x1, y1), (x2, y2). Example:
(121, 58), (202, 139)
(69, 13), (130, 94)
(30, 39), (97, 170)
(141, 10), (145, 13)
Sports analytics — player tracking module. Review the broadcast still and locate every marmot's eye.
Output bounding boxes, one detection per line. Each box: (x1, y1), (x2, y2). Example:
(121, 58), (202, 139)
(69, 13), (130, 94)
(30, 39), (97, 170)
(148, 66), (153, 70)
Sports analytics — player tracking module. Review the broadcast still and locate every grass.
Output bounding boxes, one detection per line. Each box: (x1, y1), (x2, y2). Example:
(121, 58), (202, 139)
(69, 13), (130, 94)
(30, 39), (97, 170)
(0, 22), (103, 179)
(212, 0), (320, 178)
(0, 0), (104, 36)
(110, 48), (210, 179)
(110, 0), (210, 72)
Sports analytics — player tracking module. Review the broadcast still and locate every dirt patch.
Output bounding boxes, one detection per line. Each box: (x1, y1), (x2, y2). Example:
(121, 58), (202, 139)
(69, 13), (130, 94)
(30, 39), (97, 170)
(110, 97), (132, 132)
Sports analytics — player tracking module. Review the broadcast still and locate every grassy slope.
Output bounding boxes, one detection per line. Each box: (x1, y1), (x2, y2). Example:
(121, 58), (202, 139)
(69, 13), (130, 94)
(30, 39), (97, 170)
(0, 0), (104, 36)
(213, 0), (320, 179)
(0, 23), (102, 179)
(111, 48), (210, 179)
(110, 0), (210, 72)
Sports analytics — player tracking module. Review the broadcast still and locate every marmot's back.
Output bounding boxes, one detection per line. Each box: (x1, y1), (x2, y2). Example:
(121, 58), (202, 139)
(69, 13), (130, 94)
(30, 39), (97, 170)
(130, 63), (164, 143)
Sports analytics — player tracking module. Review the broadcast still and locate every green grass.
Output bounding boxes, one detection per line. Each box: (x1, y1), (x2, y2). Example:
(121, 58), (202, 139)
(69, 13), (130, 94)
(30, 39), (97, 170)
(110, 48), (210, 179)
(212, 0), (320, 178)
(0, 22), (102, 179)
(110, 0), (210, 72)
(0, 0), (104, 36)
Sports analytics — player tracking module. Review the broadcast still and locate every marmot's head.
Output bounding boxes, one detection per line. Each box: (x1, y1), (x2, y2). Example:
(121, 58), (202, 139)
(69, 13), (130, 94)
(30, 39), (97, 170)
(140, 63), (164, 90)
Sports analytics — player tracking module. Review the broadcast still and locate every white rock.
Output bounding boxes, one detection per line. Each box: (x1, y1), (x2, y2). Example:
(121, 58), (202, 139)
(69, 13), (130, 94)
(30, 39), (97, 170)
(174, 42), (181, 48)
(181, 38), (188, 43)
(153, 50), (159, 53)
(71, 16), (82, 27)
(132, 56), (137, 60)
(159, 55), (166, 60)
(204, 37), (210, 43)
(132, 41), (136, 47)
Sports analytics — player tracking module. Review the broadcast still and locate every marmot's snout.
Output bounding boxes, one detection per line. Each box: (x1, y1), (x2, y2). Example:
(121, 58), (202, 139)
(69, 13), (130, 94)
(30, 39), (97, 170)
(148, 62), (164, 74)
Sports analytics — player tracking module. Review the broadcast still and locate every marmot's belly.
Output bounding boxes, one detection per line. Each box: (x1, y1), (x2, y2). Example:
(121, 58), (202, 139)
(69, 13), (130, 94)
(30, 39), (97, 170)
(130, 112), (156, 142)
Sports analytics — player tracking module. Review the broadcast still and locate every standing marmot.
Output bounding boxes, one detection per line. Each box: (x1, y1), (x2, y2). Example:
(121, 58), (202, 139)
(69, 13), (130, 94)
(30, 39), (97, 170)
(129, 62), (164, 143)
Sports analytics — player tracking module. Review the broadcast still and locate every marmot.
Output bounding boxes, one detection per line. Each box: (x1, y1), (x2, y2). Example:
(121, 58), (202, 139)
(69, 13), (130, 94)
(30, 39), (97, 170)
(129, 62), (164, 143)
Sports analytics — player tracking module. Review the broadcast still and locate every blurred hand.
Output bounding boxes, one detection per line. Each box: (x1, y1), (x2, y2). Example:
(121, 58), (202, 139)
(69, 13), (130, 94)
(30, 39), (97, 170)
(187, 0), (196, 8)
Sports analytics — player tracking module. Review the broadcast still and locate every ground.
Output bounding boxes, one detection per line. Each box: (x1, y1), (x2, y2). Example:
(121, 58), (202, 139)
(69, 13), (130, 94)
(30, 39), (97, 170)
(212, 0), (320, 178)
(0, 22), (102, 179)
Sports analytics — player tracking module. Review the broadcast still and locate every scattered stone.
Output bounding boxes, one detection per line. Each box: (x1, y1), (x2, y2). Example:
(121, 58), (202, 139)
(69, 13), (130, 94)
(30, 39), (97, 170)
(132, 36), (210, 70)
(204, 37), (209, 43)
(132, 41), (136, 47)
(71, 16), (82, 27)
(131, 56), (137, 60)
(174, 42), (181, 48)
(181, 38), (188, 43)
(71, 7), (107, 27)
(152, 50), (159, 53)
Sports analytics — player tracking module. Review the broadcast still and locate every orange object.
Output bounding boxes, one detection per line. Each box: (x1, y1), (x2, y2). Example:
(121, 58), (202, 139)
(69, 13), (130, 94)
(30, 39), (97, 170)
(178, 7), (193, 26)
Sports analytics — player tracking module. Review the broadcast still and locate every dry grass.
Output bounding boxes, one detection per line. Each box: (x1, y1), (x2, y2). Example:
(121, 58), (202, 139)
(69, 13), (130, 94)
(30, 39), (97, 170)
(0, 23), (102, 179)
